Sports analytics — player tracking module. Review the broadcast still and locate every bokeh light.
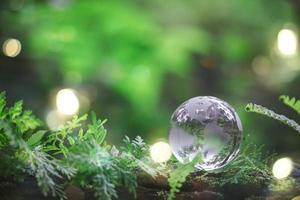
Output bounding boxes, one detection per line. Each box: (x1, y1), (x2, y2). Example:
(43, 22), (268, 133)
(292, 196), (300, 200)
(46, 110), (64, 130)
(272, 157), (293, 179)
(2, 38), (21, 57)
(56, 89), (80, 115)
(252, 56), (271, 77)
(277, 29), (298, 56)
(150, 141), (172, 163)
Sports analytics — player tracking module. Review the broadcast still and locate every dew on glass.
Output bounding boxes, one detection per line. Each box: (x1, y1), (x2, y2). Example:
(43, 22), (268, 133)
(169, 96), (243, 171)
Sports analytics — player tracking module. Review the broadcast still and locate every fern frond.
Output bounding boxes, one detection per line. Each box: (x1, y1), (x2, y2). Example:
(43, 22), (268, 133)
(9, 101), (23, 120)
(92, 174), (118, 200)
(7, 100), (42, 133)
(86, 113), (107, 145)
(67, 140), (119, 200)
(245, 103), (300, 133)
(279, 95), (300, 115)
(45, 114), (88, 155)
(14, 110), (42, 133)
(112, 155), (137, 198)
(0, 121), (74, 199)
(121, 135), (148, 159)
(167, 154), (203, 200)
(27, 146), (76, 198)
(120, 136), (168, 178)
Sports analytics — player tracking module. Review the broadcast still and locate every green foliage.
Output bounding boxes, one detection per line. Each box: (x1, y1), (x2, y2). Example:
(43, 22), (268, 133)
(5, 0), (293, 142)
(167, 154), (203, 200)
(279, 95), (300, 115)
(25, 146), (76, 197)
(121, 135), (148, 159)
(166, 114), (274, 200)
(14, 1), (211, 115)
(121, 136), (168, 178)
(0, 91), (167, 200)
(166, 136), (272, 200)
(85, 112), (107, 145)
(45, 114), (87, 155)
(166, 96), (298, 199)
(0, 91), (278, 200)
(59, 127), (145, 200)
(27, 130), (46, 148)
(243, 95), (300, 197)
(8, 100), (42, 134)
(67, 140), (128, 200)
(213, 137), (272, 186)
(245, 103), (300, 133)
(0, 92), (75, 199)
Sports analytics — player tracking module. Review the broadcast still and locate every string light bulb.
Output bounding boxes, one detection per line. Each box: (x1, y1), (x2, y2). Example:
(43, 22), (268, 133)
(2, 38), (21, 57)
(277, 29), (298, 56)
(56, 89), (80, 115)
(150, 141), (172, 163)
(272, 157), (293, 179)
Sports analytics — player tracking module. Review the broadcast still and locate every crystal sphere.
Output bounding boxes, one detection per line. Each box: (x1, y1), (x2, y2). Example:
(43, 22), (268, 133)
(169, 96), (243, 170)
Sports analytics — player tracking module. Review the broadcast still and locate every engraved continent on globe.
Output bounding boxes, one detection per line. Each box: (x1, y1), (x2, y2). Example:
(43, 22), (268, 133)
(169, 96), (243, 170)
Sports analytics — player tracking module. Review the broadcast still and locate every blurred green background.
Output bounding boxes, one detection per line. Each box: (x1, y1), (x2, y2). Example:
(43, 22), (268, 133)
(0, 0), (299, 154)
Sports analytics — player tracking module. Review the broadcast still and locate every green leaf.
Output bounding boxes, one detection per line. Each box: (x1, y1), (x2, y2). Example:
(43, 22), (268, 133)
(15, 110), (42, 133)
(9, 100), (23, 120)
(279, 95), (300, 115)
(85, 114), (107, 145)
(78, 128), (84, 140)
(6, 99), (42, 133)
(67, 136), (75, 146)
(27, 130), (46, 147)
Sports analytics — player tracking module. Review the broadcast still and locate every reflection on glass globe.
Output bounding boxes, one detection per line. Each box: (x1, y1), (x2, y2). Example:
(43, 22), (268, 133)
(169, 96), (243, 170)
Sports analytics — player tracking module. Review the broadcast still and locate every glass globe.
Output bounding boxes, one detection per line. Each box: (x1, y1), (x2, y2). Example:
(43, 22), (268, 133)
(169, 96), (243, 170)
